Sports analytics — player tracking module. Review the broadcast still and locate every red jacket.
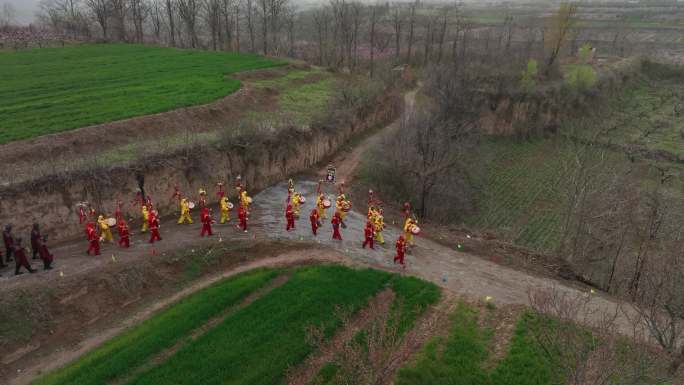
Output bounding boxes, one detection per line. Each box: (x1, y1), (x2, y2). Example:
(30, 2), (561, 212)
(87, 228), (98, 242)
(364, 226), (374, 239)
(310, 210), (319, 223)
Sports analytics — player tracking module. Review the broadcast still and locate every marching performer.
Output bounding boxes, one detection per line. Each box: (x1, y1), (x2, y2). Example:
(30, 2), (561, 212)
(171, 185), (182, 204)
(315, 181), (329, 222)
(77, 203), (87, 224)
(118, 219), (130, 248)
(200, 207), (214, 237)
(86, 222), (100, 256)
(114, 201), (124, 222)
(403, 217), (420, 247)
(310, 208), (319, 235)
(177, 198), (194, 224)
(373, 209), (386, 245)
(216, 182), (226, 202)
(140, 204), (150, 233)
(331, 212), (343, 240)
(37, 236), (54, 270)
(235, 177), (253, 212)
(362, 221), (375, 249)
(13, 238), (36, 275)
(219, 196), (232, 224)
(149, 210), (162, 243)
(335, 184), (352, 227)
(238, 205), (248, 232)
(30, 223), (42, 260)
(286, 204), (296, 231)
(98, 215), (114, 243)
(198, 189), (208, 209)
(394, 235), (407, 267)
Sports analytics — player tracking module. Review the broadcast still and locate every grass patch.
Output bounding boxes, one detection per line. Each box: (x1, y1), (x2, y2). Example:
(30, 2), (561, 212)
(125, 265), (393, 385)
(279, 78), (336, 124)
(0, 44), (283, 143)
(396, 303), (558, 385)
(32, 268), (281, 385)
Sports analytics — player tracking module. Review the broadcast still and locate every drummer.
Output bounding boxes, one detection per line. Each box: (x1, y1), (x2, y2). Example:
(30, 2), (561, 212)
(403, 217), (420, 246)
(177, 198), (194, 224)
(98, 215), (114, 243)
(219, 196), (233, 224)
(335, 194), (352, 227)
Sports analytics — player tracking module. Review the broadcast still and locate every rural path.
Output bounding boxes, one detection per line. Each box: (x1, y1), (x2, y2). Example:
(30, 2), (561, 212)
(2, 87), (642, 385)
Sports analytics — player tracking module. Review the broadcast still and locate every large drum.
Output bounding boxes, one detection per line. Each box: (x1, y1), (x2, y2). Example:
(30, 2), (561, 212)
(342, 202), (351, 212)
(188, 202), (196, 209)
(299, 196), (306, 204)
(410, 225), (421, 235)
(106, 218), (117, 227)
(227, 202), (235, 209)
(322, 199), (332, 208)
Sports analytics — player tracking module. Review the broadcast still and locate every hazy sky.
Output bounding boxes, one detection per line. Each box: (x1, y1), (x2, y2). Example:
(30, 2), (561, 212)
(3, 0), (41, 24)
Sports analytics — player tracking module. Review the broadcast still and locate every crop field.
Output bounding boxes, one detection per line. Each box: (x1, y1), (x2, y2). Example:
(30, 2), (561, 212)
(595, 62), (684, 157)
(466, 139), (568, 252)
(0, 44), (282, 144)
(395, 303), (558, 385)
(34, 264), (439, 385)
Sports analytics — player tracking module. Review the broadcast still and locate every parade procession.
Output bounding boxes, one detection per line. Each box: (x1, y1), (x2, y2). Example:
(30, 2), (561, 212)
(0, 169), (422, 276)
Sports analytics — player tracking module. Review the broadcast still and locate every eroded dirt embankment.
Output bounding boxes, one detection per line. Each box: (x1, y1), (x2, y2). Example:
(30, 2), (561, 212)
(0, 82), (402, 244)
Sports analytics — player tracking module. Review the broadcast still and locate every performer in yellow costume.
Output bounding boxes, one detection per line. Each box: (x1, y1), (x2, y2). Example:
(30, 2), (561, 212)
(177, 198), (193, 224)
(220, 196), (232, 224)
(240, 189), (252, 211)
(373, 209), (385, 245)
(98, 215), (114, 243)
(403, 217), (418, 246)
(141, 205), (150, 233)
(336, 194), (352, 224)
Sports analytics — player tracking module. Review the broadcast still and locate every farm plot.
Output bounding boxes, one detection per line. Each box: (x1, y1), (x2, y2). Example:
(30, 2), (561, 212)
(466, 139), (568, 252)
(595, 62), (684, 157)
(33, 264), (439, 385)
(0, 44), (283, 144)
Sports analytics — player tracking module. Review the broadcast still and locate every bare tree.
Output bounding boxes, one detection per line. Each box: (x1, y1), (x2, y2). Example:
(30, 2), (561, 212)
(350, 2), (363, 69)
(150, 0), (163, 41)
(368, 4), (380, 78)
(245, 0), (255, 52)
(178, 0), (200, 47)
(406, 0), (416, 64)
(312, 6), (330, 65)
(130, 0), (149, 43)
(435, 8), (448, 62)
(165, 0), (176, 46)
(0, 1), (16, 29)
(85, 0), (109, 39)
(109, 0), (127, 41)
(544, 1), (578, 72)
(390, 4), (404, 61)
(205, 0), (222, 50)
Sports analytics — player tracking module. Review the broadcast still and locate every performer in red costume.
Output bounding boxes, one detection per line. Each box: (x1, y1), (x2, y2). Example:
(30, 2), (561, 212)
(309, 208), (319, 236)
(13, 238), (36, 275)
(331, 212), (342, 240)
(216, 182), (225, 202)
(394, 235), (407, 267)
(238, 205), (248, 232)
(362, 222), (374, 249)
(118, 219), (130, 248)
(114, 200), (124, 222)
(86, 222), (100, 256)
(200, 207), (213, 237)
(149, 210), (162, 243)
(30, 223), (42, 260)
(286, 204), (296, 231)
(38, 236), (54, 270)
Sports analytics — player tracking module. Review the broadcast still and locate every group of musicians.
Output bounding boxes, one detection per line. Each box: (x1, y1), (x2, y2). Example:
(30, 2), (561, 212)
(286, 180), (421, 267)
(1, 176), (422, 277)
